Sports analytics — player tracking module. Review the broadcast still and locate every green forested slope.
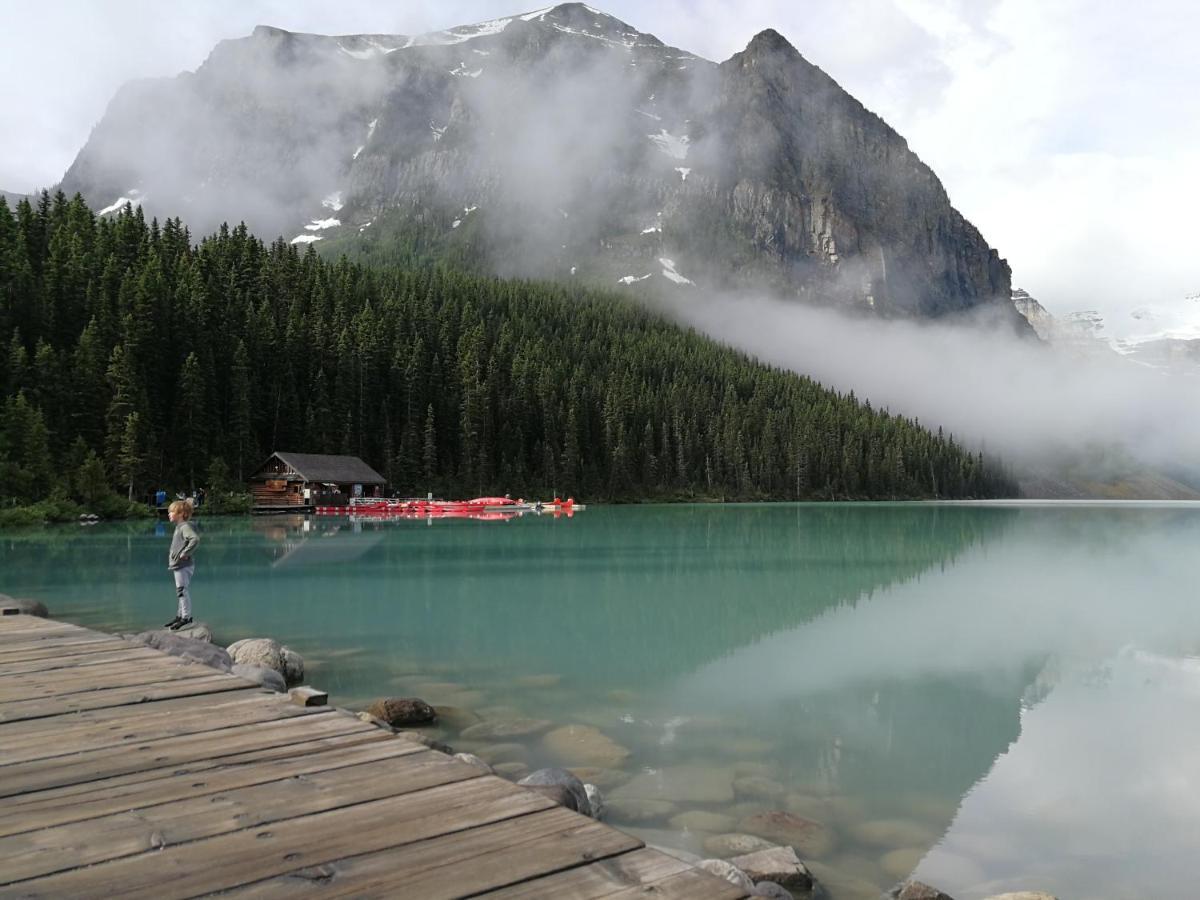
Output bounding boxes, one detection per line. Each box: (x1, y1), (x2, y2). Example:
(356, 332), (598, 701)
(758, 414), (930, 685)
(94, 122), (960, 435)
(0, 192), (1015, 507)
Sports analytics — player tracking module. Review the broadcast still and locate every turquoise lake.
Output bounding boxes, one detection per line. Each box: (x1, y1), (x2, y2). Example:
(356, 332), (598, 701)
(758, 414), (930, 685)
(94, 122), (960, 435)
(4, 502), (1200, 899)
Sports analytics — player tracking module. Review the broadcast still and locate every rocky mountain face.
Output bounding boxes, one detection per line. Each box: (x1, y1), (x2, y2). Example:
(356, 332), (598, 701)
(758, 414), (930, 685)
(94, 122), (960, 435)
(1015, 288), (1200, 374)
(60, 3), (1024, 327)
(0, 190), (28, 206)
(1012, 288), (1114, 357)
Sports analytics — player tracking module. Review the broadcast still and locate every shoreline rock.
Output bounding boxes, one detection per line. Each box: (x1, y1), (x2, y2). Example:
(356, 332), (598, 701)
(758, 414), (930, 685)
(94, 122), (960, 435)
(730, 846), (813, 893)
(130, 630), (232, 672)
(226, 637), (305, 685)
(519, 768), (597, 818)
(365, 697), (437, 727)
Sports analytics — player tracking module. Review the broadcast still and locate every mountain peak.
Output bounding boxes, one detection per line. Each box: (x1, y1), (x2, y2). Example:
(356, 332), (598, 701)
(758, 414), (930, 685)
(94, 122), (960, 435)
(744, 28), (800, 59)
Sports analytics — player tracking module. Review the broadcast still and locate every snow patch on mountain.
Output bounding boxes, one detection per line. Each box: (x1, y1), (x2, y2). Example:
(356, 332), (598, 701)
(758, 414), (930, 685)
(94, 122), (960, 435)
(290, 234), (322, 244)
(304, 218), (340, 231)
(659, 257), (694, 285)
(619, 273), (652, 284)
(98, 188), (144, 216)
(648, 130), (689, 160)
(337, 37), (405, 59)
(321, 192), (344, 212)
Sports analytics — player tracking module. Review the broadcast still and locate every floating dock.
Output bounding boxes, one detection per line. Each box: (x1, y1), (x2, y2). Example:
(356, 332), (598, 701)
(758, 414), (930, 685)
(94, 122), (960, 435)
(0, 613), (746, 898)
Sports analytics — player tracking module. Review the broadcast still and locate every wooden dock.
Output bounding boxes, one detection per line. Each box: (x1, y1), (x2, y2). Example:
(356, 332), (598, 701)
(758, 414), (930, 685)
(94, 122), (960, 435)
(0, 614), (748, 899)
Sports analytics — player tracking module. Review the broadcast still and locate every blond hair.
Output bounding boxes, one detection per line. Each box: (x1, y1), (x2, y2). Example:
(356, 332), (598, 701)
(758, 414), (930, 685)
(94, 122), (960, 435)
(168, 499), (195, 520)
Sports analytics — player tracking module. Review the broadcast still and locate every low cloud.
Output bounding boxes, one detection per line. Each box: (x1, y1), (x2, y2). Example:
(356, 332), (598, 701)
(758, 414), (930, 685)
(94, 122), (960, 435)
(655, 289), (1200, 475)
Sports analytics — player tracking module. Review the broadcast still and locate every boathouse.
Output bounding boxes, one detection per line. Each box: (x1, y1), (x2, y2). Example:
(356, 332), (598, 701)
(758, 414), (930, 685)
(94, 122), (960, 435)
(248, 452), (385, 511)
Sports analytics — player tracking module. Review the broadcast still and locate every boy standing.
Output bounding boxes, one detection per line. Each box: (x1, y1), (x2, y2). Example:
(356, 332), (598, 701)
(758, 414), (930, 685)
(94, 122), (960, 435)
(165, 499), (200, 630)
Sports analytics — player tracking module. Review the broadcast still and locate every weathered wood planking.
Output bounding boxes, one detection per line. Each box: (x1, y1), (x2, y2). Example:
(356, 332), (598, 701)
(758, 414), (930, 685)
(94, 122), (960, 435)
(0, 749), (487, 882)
(0, 615), (749, 899)
(0, 693), (327, 765)
(222, 807), (644, 899)
(0, 737), (416, 839)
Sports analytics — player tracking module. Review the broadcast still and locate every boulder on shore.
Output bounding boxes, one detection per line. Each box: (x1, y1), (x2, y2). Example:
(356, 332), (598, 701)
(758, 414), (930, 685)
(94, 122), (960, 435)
(0, 596), (48, 617)
(518, 768), (592, 817)
(453, 752), (495, 773)
(132, 631), (232, 672)
(173, 620), (213, 642)
(697, 859), (755, 891)
(365, 697), (437, 727)
(729, 846), (813, 893)
(232, 663), (286, 692)
(226, 637), (305, 685)
(891, 881), (956, 900)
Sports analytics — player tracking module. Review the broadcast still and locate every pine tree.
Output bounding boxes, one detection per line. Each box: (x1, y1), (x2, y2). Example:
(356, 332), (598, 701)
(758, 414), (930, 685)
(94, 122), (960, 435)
(117, 411), (145, 501)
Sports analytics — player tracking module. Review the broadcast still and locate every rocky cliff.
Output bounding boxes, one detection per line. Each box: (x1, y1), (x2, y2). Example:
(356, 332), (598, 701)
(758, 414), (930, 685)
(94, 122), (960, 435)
(59, 3), (1024, 327)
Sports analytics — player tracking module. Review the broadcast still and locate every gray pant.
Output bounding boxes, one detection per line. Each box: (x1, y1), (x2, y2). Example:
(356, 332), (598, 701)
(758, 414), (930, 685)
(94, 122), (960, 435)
(173, 564), (194, 618)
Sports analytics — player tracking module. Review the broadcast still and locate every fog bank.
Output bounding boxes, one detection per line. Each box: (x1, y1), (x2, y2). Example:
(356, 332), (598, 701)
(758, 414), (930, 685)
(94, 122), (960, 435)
(657, 291), (1200, 479)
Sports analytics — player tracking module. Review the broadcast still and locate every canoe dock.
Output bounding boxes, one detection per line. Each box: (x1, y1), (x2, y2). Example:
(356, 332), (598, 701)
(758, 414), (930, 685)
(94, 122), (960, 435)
(0, 613), (747, 899)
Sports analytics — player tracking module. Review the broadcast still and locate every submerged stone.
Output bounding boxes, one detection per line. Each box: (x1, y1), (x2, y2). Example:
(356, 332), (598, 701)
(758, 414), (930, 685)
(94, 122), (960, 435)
(880, 847), (927, 880)
(852, 818), (938, 850)
(703, 833), (778, 858)
(460, 718), (553, 740)
(737, 810), (835, 859)
(542, 724), (631, 768)
(611, 764), (734, 805)
(670, 810), (737, 833)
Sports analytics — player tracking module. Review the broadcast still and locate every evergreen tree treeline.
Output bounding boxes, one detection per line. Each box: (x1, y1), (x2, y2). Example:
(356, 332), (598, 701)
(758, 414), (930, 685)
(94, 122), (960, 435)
(0, 191), (1017, 505)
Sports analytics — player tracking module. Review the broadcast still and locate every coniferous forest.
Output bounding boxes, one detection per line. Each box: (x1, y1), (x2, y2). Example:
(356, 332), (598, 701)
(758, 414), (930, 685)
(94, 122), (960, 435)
(0, 191), (1017, 513)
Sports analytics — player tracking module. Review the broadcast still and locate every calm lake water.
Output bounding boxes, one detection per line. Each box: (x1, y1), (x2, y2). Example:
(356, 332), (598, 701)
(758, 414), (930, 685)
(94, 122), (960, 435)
(4, 502), (1200, 899)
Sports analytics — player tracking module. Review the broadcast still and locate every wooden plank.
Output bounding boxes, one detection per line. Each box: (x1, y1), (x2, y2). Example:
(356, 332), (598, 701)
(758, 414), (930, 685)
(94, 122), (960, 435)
(0, 645), (167, 676)
(8, 775), (553, 898)
(221, 806), (640, 899)
(0, 631), (120, 654)
(0, 710), (377, 799)
(0, 653), (196, 684)
(0, 692), (323, 765)
(0, 653), (225, 696)
(0, 620), (63, 636)
(0, 672), (259, 723)
(0, 636), (133, 663)
(0, 619), (96, 640)
(0, 658), (230, 704)
(0, 734), (419, 839)
(482, 847), (693, 899)
(0, 688), (273, 744)
(289, 686), (327, 707)
(1, 728), (392, 816)
(0, 748), (484, 883)
(0, 616), (72, 632)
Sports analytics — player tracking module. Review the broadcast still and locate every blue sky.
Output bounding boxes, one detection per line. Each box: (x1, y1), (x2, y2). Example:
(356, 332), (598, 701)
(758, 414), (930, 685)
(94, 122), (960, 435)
(2, 0), (1197, 335)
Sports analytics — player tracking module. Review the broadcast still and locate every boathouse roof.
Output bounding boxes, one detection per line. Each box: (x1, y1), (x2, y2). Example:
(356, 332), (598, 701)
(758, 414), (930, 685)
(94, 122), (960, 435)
(262, 452), (386, 485)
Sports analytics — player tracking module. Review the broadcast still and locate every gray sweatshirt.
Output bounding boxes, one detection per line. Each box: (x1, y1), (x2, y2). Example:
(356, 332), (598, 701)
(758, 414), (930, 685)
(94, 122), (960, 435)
(168, 521), (200, 569)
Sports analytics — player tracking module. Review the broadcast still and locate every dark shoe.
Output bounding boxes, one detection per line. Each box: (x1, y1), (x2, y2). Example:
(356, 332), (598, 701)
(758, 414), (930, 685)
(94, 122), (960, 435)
(169, 616), (193, 631)
(163, 616), (181, 629)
